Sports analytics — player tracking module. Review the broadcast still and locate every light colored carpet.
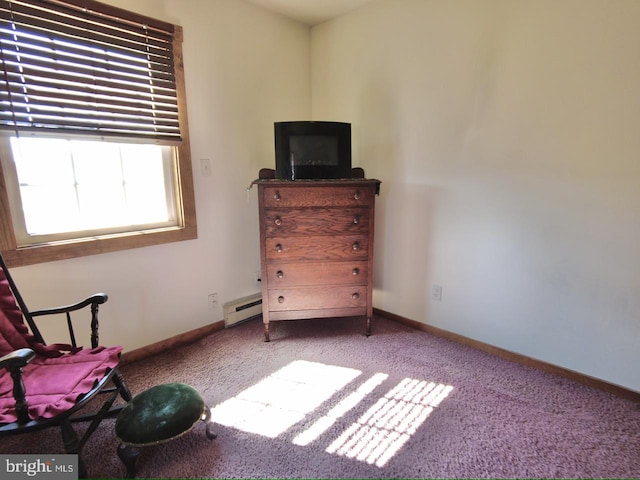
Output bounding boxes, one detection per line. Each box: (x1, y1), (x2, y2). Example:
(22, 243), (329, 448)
(2, 315), (639, 478)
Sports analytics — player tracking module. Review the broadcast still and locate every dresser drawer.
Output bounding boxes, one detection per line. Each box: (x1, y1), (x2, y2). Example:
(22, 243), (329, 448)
(265, 235), (369, 262)
(262, 185), (374, 208)
(263, 207), (369, 236)
(268, 285), (367, 311)
(266, 261), (369, 287)
(269, 307), (367, 321)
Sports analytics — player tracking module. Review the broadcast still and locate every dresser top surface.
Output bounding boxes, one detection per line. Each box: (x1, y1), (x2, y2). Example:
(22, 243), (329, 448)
(252, 178), (381, 189)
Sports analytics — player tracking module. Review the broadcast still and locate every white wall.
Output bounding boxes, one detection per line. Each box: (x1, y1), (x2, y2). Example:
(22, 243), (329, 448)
(9, 0), (310, 351)
(311, 0), (640, 391)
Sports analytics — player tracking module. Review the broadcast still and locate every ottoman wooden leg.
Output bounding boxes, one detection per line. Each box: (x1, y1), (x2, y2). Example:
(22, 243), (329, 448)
(117, 443), (140, 478)
(202, 405), (217, 440)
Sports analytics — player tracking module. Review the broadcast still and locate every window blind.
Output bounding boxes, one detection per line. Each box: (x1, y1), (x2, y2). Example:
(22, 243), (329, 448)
(0, 0), (181, 142)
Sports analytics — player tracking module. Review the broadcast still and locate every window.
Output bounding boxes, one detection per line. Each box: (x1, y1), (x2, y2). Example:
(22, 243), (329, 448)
(0, 0), (196, 267)
(3, 136), (178, 244)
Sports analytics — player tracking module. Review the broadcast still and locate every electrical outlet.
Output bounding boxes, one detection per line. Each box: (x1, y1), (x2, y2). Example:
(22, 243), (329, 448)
(432, 285), (442, 302)
(208, 292), (218, 309)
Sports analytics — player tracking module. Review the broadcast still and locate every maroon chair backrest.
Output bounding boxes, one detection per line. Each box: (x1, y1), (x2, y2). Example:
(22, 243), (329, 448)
(0, 267), (36, 356)
(0, 259), (63, 358)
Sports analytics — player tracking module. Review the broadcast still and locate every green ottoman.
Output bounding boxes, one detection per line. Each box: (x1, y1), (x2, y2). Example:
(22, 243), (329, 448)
(115, 383), (216, 477)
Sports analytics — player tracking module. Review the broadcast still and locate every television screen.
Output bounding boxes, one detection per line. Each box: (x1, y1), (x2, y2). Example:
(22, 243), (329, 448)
(290, 135), (339, 166)
(275, 121), (351, 180)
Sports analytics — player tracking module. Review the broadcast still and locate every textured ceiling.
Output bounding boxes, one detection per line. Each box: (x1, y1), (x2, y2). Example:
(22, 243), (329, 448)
(246, 0), (375, 26)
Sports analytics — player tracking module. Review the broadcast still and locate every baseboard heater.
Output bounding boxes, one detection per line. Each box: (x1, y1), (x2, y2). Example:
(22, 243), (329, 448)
(223, 293), (262, 327)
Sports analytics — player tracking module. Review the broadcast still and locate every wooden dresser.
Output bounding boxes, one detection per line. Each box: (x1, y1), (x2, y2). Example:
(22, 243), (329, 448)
(254, 176), (381, 341)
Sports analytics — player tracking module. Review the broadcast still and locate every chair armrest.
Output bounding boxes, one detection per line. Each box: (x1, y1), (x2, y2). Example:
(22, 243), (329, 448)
(28, 293), (109, 350)
(0, 348), (36, 370)
(29, 293), (108, 317)
(0, 348), (35, 424)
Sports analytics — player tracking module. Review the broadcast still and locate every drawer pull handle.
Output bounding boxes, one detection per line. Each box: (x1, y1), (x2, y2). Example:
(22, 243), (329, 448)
(276, 270), (284, 279)
(353, 191), (361, 200)
(352, 241), (361, 251)
(274, 191), (281, 201)
(352, 268), (360, 276)
(274, 217), (282, 226)
(352, 292), (360, 300)
(353, 216), (360, 225)
(278, 296), (285, 304)
(275, 244), (283, 253)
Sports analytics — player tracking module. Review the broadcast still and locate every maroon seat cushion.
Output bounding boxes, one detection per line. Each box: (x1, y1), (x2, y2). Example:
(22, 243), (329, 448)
(0, 345), (122, 423)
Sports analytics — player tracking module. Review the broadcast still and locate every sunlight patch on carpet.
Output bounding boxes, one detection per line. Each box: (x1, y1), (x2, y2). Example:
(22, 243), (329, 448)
(212, 360), (453, 467)
(325, 379), (454, 467)
(293, 372), (389, 446)
(211, 360), (361, 438)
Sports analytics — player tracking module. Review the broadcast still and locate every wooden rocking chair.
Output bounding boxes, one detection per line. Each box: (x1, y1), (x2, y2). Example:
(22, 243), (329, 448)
(0, 252), (132, 477)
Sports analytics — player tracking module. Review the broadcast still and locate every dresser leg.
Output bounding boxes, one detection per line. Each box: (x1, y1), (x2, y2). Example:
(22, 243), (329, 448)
(366, 317), (372, 336)
(263, 323), (270, 342)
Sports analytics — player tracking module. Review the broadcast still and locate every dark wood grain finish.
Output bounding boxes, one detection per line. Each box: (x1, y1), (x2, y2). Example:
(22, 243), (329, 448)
(268, 285), (367, 311)
(263, 207), (369, 236)
(266, 261), (369, 287)
(255, 178), (380, 341)
(265, 235), (370, 262)
(262, 185), (373, 208)
(269, 307), (367, 321)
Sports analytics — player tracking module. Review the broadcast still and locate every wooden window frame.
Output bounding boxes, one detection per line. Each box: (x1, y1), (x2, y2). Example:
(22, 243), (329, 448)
(0, 1), (196, 267)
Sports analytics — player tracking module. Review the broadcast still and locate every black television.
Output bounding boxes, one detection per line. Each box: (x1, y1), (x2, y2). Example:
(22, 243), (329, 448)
(274, 121), (351, 180)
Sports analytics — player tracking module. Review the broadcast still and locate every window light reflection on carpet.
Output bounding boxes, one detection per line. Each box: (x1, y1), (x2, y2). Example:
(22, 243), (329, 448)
(211, 360), (361, 438)
(293, 372), (389, 446)
(326, 379), (454, 467)
(211, 360), (454, 467)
